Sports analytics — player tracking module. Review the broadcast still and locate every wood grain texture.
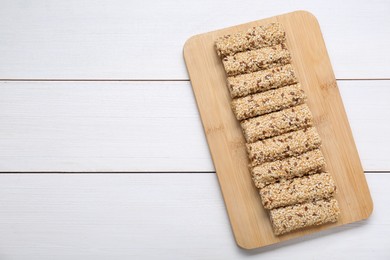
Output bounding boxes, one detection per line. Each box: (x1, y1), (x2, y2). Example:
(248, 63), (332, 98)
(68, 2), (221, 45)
(0, 0), (389, 79)
(0, 173), (387, 260)
(184, 11), (372, 249)
(0, 80), (389, 172)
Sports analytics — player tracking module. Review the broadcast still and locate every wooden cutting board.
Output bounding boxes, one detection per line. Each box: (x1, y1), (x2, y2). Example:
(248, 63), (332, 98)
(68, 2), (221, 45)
(183, 11), (373, 249)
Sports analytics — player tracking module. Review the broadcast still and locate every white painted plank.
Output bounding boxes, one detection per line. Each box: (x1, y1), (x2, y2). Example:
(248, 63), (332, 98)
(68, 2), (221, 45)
(0, 80), (389, 172)
(338, 80), (390, 171)
(0, 173), (387, 259)
(0, 0), (389, 79)
(0, 81), (212, 172)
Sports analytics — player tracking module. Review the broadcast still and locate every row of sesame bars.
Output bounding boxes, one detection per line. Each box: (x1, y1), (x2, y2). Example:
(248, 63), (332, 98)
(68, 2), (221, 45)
(215, 23), (339, 235)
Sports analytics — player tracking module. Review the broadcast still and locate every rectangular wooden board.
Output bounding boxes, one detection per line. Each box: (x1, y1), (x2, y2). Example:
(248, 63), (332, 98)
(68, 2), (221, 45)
(183, 11), (373, 249)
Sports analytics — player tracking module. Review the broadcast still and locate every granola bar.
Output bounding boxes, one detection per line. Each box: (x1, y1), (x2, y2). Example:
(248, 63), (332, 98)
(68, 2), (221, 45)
(231, 83), (305, 120)
(270, 198), (340, 235)
(247, 127), (322, 167)
(222, 44), (291, 77)
(215, 23), (286, 57)
(252, 149), (326, 189)
(259, 172), (336, 209)
(241, 104), (313, 143)
(227, 64), (298, 98)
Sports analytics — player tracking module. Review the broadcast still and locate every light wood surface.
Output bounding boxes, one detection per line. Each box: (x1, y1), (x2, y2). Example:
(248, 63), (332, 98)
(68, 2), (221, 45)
(0, 1), (389, 258)
(184, 11), (372, 249)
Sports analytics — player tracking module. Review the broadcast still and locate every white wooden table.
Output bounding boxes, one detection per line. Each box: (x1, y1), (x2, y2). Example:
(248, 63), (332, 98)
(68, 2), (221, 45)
(0, 1), (389, 259)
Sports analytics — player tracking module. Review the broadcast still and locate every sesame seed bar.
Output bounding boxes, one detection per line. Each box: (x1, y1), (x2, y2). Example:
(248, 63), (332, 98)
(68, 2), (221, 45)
(227, 64), (298, 98)
(247, 127), (322, 167)
(215, 23), (286, 58)
(259, 172), (336, 209)
(270, 198), (340, 235)
(222, 44), (291, 77)
(241, 104), (313, 143)
(252, 149), (326, 189)
(231, 83), (305, 120)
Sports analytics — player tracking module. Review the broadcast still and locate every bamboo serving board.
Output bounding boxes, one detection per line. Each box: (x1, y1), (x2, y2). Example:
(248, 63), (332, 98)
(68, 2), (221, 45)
(183, 11), (373, 249)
